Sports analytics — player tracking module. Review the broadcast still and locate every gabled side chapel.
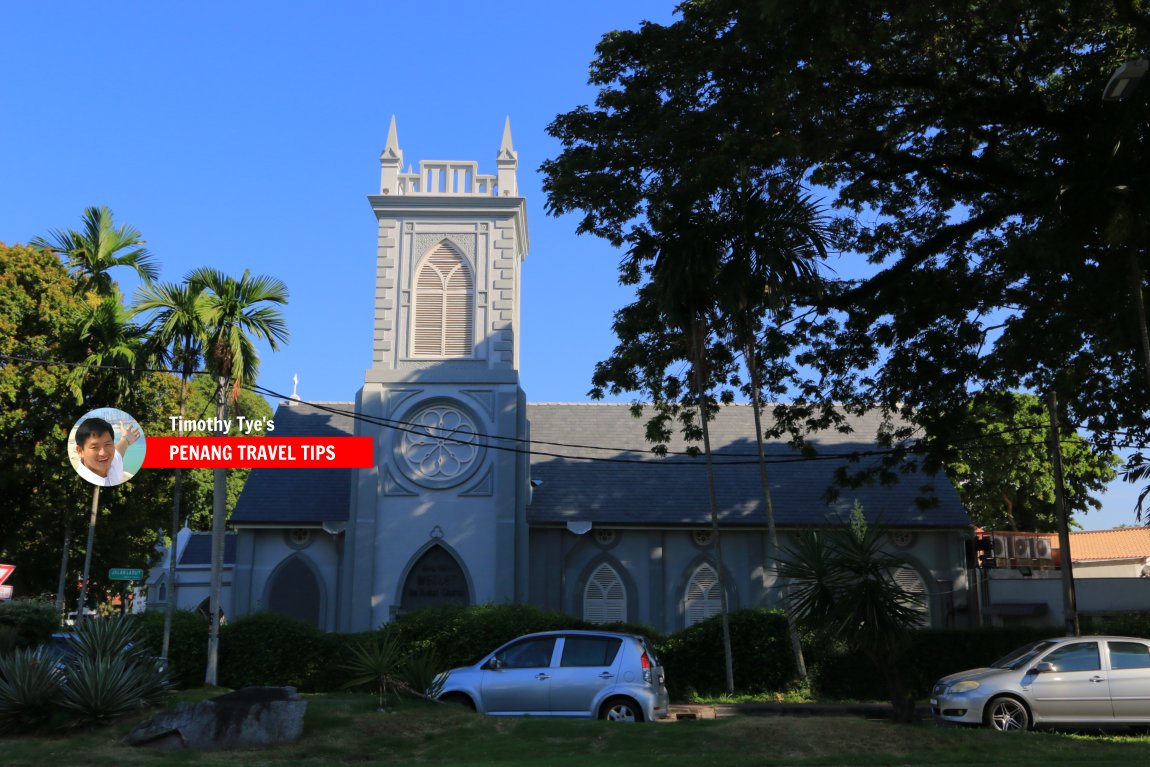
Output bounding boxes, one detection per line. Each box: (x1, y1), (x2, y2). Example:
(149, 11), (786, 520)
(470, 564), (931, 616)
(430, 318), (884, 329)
(149, 120), (975, 633)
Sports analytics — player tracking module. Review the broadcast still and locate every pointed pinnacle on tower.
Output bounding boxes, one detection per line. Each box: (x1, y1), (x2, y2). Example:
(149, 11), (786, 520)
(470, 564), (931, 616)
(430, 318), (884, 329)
(380, 115), (403, 194)
(497, 116), (518, 196)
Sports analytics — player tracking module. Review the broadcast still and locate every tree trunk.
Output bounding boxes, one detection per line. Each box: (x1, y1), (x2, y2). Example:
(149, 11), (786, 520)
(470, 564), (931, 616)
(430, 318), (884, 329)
(744, 335), (807, 679)
(162, 374), (190, 660)
(690, 314), (735, 694)
(75, 486), (100, 626)
(54, 513), (74, 617)
(1128, 247), (1150, 394)
(205, 375), (229, 686)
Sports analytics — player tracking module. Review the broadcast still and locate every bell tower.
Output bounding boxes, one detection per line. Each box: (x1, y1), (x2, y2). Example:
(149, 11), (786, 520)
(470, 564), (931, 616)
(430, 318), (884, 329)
(339, 117), (531, 631)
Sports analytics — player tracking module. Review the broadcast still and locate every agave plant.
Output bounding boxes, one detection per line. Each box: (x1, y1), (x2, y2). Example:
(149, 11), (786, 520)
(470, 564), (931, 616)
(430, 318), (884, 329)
(400, 648), (447, 701)
(57, 655), (157, 722)
(341, 633), (404, 709)
(0, 648), (64, 734)
(56, 617), (171, 721)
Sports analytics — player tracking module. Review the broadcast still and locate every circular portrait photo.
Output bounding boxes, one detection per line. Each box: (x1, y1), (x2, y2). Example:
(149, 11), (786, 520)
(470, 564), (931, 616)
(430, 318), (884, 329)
(68, 408), (146, 487)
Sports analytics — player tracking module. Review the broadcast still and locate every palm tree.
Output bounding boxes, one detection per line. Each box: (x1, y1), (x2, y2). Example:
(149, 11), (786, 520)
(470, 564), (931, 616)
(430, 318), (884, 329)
(32, 206), (158, 295)
(133, 280), (209, 660)
(70, 295), (153, 624)
(187, 267), (288, 686)
(716, 181), (830, 679)
(632, 211), (738, 695)
(775, 503), (924, 722)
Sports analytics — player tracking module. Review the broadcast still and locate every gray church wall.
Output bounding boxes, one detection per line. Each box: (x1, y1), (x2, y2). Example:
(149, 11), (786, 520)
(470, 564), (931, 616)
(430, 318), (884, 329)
(237, 528), (340, 630)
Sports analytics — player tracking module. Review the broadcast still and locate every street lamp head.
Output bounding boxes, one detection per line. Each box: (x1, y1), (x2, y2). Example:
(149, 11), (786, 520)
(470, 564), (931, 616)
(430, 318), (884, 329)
(1103, 58), (1149, 101)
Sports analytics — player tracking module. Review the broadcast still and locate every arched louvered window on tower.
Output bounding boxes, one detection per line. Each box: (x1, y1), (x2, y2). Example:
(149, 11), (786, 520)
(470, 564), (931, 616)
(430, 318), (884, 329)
(892, 566), (931, 628)
(684, 562), (722, 627)
(413, 242), (474, 357)
(583, 562), (626, 624)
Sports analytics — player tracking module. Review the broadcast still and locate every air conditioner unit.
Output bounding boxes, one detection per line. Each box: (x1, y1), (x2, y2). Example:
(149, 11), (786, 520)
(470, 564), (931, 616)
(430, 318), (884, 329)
(992, 536), (1009, 559)
(1011, 536), (1033, 560)
(1033, 538), (1053, 560)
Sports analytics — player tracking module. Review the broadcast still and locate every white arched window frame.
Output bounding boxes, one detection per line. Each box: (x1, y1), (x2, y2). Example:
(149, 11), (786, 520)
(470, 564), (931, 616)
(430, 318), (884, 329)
(892, 566), (931, 628)
(684, 562), (722, 627)
(583, 562), (626, 624)
(412, 242), (474, 358)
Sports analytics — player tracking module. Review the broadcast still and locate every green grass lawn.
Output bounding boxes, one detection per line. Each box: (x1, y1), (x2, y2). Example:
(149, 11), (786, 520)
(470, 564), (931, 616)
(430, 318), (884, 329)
(3, 693), (1150, 767)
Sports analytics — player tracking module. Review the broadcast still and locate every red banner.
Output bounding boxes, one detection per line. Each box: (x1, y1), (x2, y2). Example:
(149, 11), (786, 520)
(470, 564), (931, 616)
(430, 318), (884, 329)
(143, 437), (374, 469)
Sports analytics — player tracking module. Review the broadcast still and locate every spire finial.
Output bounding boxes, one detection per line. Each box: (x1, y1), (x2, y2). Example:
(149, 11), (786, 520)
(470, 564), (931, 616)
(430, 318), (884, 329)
(384, 115), (400, 158)
(500, 116), (514, 155)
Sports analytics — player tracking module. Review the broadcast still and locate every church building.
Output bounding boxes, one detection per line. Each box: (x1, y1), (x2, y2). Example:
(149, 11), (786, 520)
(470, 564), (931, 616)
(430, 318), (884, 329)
(148, 120), (975, 634)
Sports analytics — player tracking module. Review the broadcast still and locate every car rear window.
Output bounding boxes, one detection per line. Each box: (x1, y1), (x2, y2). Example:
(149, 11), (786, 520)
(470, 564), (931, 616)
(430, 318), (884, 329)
(560, 636), (622, 667)
(1108, 641), (1150, 670)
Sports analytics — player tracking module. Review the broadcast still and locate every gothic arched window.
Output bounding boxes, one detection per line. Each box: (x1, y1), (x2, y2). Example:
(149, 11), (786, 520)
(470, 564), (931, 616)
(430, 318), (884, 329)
(267, 556), (322, 627)
(413, 242), (474, 357)
(583, 562), (626, 624)
(892, 566), (931, 628)
(684, 562), (722, 627)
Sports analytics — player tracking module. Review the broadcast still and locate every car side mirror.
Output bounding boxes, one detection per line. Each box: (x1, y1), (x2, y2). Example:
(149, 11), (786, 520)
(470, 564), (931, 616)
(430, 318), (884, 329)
(482, 657), (503, 671)
(1029, 661), (1055, 674)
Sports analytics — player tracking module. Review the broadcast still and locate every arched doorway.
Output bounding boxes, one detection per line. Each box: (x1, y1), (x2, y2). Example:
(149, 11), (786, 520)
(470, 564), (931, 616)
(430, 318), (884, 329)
(267, 556), (322, 627)
(399, 544), (470, 613)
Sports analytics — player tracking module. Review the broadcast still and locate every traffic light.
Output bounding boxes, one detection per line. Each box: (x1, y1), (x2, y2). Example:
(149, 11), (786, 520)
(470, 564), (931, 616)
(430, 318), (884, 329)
(975, 537), (996, 569)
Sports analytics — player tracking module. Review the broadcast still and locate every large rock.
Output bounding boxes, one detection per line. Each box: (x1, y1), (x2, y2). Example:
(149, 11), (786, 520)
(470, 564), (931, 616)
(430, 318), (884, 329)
(125, 686), (307, 752)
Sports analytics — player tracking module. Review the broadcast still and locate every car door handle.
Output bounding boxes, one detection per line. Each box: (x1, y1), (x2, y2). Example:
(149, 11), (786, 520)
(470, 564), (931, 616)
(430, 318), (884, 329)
(599, 672), (614, 679)
(1090, 676), (1106, 683)
(535, 673), (550, 681)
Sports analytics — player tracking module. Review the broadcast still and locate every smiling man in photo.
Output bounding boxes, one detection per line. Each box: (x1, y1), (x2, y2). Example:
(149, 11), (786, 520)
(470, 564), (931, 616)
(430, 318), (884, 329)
(73, 417), (140, 487)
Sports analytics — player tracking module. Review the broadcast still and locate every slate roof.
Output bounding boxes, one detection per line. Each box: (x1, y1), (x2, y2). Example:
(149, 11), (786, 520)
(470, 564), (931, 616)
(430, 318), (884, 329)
(230, 400), (970, 530)
(229, 401), (356, 524)
(178, 532), (236, 566)
(525, 403), (970, 530)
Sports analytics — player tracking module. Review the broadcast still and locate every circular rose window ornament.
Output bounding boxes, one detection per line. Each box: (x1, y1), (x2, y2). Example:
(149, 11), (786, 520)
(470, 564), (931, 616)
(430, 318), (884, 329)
(397, 402), (484, 489)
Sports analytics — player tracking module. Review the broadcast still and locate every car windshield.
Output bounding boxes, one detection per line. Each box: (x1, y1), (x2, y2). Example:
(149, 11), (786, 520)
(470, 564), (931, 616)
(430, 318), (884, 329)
(990, 640), (1060, 670)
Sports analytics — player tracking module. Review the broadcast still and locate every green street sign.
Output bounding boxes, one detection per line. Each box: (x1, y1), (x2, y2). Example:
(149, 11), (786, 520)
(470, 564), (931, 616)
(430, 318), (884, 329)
(108, 568), (144, 581)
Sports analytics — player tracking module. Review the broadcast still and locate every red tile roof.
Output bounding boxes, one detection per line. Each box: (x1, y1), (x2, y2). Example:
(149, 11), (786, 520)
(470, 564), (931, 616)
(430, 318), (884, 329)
(1053, 528), (1150, 562)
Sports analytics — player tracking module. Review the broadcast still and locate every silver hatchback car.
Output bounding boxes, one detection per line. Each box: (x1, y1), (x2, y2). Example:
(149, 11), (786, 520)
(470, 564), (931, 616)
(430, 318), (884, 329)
(931, 635), (1150, 730)
(436, 630), (669, 722)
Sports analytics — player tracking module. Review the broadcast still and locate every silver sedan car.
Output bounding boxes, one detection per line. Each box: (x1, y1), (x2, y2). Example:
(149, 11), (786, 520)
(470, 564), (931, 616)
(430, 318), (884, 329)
(436, 630), (669, 722)
(931, 635), (1150, 730)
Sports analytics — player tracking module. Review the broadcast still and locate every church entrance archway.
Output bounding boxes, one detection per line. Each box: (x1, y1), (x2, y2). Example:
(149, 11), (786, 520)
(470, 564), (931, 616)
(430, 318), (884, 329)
(400, 544), (471, 613)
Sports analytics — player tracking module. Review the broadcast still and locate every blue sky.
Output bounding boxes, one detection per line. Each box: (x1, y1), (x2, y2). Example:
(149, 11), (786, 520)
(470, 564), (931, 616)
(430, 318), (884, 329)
(0, 1), (1141, 529)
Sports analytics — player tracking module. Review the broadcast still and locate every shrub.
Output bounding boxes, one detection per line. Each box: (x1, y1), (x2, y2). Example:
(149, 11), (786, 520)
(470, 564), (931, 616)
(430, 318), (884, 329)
(387, 603), (587, 669)
(0, 648), (65, 734)
(808, 627), (1054, 700)
(133, 610), (209, 689)
(1087, 612), (1150, 639)
(658, 609), (798, 698)
(218, 612), (340, 691)
(0, 600), (60, 651)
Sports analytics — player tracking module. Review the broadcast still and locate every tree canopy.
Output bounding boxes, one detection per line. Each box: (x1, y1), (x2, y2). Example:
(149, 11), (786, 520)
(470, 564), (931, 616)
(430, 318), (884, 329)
(543, 1), (1150, 515)
(926, 392), (1120, 531)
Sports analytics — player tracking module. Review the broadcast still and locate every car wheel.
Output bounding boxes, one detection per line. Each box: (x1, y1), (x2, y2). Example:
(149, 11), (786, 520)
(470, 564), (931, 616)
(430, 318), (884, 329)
(600, 697), (644, 723)
(439, 693), (476, 711)
(984, 696), (1030, 731)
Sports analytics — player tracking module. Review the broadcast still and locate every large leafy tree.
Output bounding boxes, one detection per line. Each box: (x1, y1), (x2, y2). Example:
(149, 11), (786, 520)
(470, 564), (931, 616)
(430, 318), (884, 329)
(926, 392), (1120, 531)
(546, 0), (1150, 515)
(187, 267), (288, 687)
(0, 242), (178, 607)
